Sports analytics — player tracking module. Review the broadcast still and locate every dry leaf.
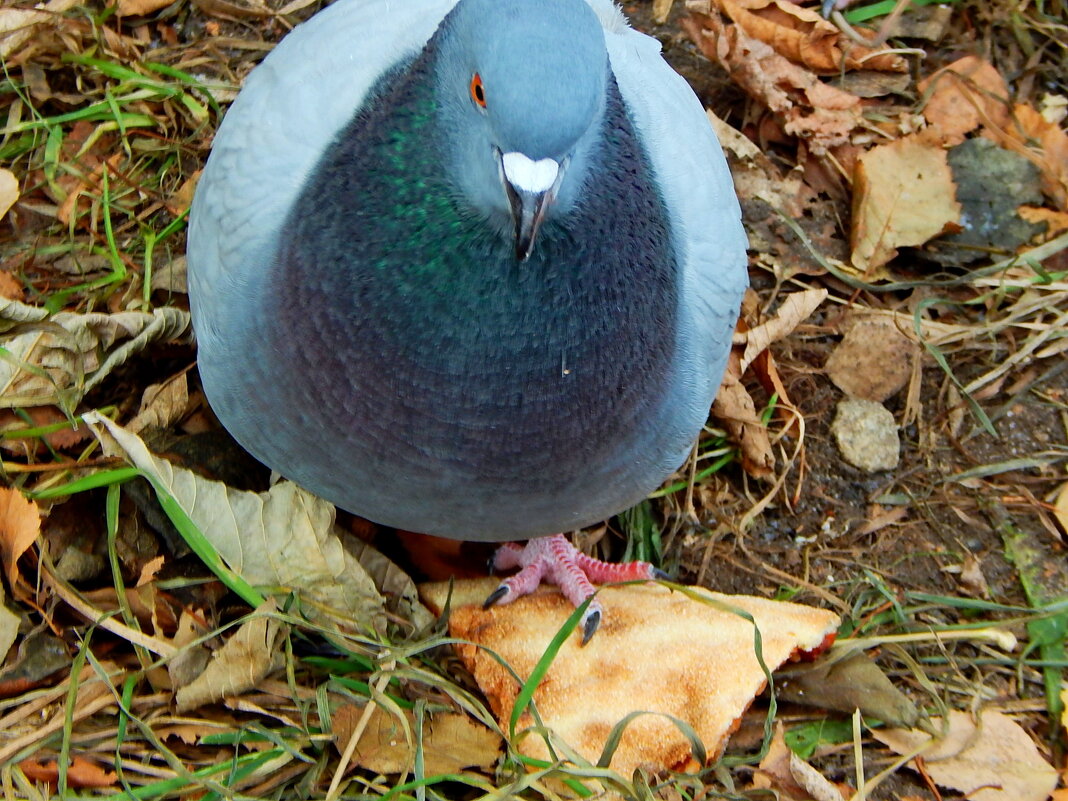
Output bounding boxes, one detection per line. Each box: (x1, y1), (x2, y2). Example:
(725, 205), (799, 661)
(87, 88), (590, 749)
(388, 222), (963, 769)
(1019, 206), (1068, 237)
(0, 405), (91, 458)
(128, 373), (190, 434)
(150, 255), (188, 295)
(117, 0), (174, 16)
(753, 725), (846, 801)
(778, 650), (918, 728)
(0, 488), (39, 603)
(683, 9), (863, 154)
(741, 288), (827, 374)
(17, 755), (117, 789)
(918, 56), (1010, 146)
(851, 134), (962, 276)
(0, 271), (22, 302)
(1054, 481), (1068, 537)
(825, 315), (918, 402)
(0, 169), (18, 221)
(0, 0), (80, 59)
(332, 705), (501, 775)
(82, 412), (388, 634)
(420, 578), (839, 778)
(711, 0), (906, 73)
(0, 298), (191, 410)
(346, 538), (434, 631)
(713, 349), (775, 478)
(175, 600), (286, 711)
(0, 594), (18, 665)
(993, 103), (1068, 210)
(873, 709), (1059, 801)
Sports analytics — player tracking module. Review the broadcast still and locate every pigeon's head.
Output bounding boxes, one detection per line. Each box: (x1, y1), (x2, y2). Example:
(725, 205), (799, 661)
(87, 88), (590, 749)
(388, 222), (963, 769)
(433, 0), (608, 260)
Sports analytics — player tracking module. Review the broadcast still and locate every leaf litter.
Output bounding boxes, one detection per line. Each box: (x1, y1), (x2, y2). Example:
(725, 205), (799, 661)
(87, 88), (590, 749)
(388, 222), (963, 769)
(1, 0), (1067, 798)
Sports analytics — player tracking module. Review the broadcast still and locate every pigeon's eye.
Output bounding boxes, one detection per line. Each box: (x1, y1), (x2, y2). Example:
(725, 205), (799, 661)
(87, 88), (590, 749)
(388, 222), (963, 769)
(469, 72), (486, 108)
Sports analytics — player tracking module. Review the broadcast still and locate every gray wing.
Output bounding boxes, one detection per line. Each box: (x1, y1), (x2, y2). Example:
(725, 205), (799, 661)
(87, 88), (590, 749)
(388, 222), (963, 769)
(595, 0), (748, 422)
(188, 0), (458, 358)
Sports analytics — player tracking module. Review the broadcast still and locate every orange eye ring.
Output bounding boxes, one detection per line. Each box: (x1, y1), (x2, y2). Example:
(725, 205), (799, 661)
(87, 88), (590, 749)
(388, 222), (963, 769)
(469, 72), (486, 108)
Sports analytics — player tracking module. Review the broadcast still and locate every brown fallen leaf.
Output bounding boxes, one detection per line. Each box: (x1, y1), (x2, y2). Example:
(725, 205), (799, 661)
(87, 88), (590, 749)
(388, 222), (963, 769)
(0, 298), (191, 411)
(128, 373), (190, 435)
(1054, 481), (1068, 538)
(0, 270), (22, 301)
(709, 112), (846, 277)
(777, 650), (919, 728)
(752, 724), (846, 801)
(683, 8), (864, 154)
(714, 345), (775, 478)
(84, 412), (388, 636)
(741, 288), (827, 374)
(850, 133), (962, 276)
(0, 488), (39, 604)
(992, 103), (1068, 211)
(17, 755), (117, 789)
(175, 600), (287, 711)
(873, 709), (1059, 801)
(0, 169), (18, 221)
(0, 0), (80, 60)
(709, 0), (906, 73)
(1019, 206), (1068, 237)
(117, 0), (174, 16)
(332, 705), (501, 776)
(825, 315), (918, 402)
(918, 56), (1010, 146)
(420, 578), (839, 779)
(0, 405), (92, 457)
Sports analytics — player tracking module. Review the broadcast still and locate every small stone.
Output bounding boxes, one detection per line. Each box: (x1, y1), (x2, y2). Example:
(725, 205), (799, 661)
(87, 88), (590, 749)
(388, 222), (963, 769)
(831, 398), (900, 472)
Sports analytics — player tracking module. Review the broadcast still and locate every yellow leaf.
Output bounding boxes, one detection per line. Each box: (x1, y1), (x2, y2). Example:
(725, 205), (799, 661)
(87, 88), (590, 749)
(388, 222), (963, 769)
(851, 134), (962, 277)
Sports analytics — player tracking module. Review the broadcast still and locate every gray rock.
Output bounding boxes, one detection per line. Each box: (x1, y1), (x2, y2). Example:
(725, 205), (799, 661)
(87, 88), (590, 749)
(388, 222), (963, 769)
(831, 398), (900, 472)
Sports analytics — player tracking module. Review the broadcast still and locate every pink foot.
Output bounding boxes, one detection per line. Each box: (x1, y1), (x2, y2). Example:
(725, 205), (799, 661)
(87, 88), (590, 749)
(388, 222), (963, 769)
(483, 534), (668, 643)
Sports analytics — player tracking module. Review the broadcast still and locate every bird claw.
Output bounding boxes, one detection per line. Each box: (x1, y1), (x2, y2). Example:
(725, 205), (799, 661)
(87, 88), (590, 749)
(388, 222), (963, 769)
(482, 584), (511, 609)
(581, 607), (601, 645)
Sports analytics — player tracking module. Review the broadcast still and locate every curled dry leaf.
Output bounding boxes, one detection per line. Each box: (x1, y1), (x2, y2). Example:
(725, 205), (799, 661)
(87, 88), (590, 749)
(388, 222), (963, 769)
(17, 755), (117, 790)
(991, 103), (1068, 211)
(705, 0), (906, 74)
(741, 288), (827, 374)
(0, 0), (80, 59)
(0, 169), (18, 221)
(117, 0), (174, 17)
(778, 650), (919, 728)
(0, 405), (92, 458)
(850, 134), (961, 276)
(753, 724), (846, 801)
(1054, 481), (1068, 538)
(332, 704), (501, 776)
(128, 373), (190, 435)
(175, 600), (286, 711)
(683, 8), (863, 154)
(82, 412), (388, 635)
(0, 487), (40, 603)
(0, 298), (191, 411)
(420, 578), (839, 780)
(918, 56), (1011, 147)
(873, 709), (1059, 801)
(714, 347), (775, 478)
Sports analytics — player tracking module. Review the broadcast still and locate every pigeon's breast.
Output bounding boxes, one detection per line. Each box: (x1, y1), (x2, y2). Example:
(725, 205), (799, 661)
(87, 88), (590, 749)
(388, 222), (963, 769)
(256, 72), (688, 538)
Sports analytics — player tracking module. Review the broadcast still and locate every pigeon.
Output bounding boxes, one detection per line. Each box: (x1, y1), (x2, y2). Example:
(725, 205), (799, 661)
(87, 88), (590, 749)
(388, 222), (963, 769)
(187, 0), (748, 641)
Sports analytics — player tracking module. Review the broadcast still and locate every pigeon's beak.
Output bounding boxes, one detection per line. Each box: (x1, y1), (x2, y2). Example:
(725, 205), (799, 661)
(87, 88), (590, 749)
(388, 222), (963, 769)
(498, 151), (563, 262)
